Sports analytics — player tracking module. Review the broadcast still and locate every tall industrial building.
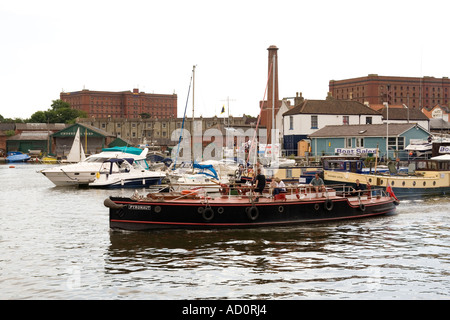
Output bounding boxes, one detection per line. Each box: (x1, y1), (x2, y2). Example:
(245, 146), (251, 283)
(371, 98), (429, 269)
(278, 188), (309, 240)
(60, 88), (177, 119)
(329, 74), (450, 109)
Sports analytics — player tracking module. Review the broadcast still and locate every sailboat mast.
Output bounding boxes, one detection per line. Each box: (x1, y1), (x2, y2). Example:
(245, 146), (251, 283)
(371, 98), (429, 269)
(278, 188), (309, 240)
(192, 65), (195, 125)
(192, 65), (196, 168)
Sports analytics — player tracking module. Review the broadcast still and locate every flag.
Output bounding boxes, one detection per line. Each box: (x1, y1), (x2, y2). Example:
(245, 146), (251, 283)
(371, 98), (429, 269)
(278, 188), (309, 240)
(221, 105), (225, 114)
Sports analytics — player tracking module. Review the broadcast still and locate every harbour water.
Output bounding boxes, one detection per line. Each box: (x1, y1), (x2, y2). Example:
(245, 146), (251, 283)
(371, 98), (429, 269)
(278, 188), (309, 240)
(1, 163), (449, 300)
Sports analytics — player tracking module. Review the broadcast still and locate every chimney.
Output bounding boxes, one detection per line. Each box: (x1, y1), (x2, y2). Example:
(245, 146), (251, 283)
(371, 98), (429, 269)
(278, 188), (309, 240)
(264, 45), (279, 144)
(295, 92), (304, 106)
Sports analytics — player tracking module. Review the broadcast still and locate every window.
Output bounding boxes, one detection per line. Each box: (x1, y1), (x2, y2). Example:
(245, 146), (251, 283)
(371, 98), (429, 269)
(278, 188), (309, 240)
(343, 116), (349, 125)
(346, 138), (352, 148)
(289, 116), (294, 130)
(311, 115), (318, 129)
(366, 117), (372, 124)
(356, 137), (364, 147)
(398, 137), (405, 150)
(388, 136), (405, 151)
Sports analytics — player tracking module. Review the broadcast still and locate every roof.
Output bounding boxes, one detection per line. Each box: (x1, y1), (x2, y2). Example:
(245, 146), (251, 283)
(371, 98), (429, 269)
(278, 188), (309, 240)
(309, 123), (429, 138)
(430, 118), (450, 129)
(283, 98), (381, 116)
(380, 107), (429, 121)
(7, 131), (51, 141)
(51, 123), (115, 138)
(15, 123), (67, 131)
(0, 123), (16, 131)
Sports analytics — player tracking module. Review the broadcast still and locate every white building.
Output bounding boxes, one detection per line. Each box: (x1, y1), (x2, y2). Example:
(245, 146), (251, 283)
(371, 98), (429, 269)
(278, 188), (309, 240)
(282, 96), (383, 155)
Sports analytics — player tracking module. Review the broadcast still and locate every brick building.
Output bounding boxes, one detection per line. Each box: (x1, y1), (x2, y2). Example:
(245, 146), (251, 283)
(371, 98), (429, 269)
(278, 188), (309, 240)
(77, 115), (257, 147)
(329, 74), (450, 109)
(60, 88), (177, 119)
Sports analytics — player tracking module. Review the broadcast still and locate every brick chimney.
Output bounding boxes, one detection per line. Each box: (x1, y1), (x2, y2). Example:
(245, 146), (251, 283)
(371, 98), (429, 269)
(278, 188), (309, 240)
(260, 45), (280, 144)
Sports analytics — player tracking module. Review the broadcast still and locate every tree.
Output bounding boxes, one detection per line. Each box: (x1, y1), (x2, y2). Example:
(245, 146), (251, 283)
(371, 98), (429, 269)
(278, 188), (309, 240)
(29, 99), (87, 123)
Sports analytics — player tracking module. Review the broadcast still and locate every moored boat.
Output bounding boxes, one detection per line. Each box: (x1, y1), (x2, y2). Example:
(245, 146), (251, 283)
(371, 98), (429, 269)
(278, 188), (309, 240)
(6, 151), (31, 162)
(88, 158), (165, 188)
(40, 148), (150, 187)
(323, 155), (450, 199)
(105, 184), (398, 231)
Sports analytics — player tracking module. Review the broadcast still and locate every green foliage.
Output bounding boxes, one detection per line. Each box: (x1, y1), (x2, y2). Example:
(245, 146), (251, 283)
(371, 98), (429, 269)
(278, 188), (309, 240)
(29, 99), (87, 124)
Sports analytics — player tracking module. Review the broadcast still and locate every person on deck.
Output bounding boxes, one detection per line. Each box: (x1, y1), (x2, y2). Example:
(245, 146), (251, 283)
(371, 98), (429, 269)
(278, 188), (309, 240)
(273, 177), (286, 196)
(253, 168), (266, 194)
(351, 179), (363, 195)
(309, 173), (325, 197)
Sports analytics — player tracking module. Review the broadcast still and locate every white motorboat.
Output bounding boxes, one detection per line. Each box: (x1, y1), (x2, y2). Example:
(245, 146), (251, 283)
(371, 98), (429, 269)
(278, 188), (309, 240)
(88, 158), (165, 188)
(41, 147), (150, 187)
(167, 162), (229, 193)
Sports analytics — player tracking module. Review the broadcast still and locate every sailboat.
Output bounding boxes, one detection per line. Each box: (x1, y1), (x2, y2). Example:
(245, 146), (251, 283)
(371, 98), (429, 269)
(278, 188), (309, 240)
(62, 128), (86, 163)
(167, 65), (230, 193)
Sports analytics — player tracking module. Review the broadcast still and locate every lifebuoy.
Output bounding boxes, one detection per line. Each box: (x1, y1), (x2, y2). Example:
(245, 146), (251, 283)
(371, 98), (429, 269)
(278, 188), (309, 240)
(202, 207), (214, 221)
(246, 206), (259, 221)
(324, 199), (334, 211)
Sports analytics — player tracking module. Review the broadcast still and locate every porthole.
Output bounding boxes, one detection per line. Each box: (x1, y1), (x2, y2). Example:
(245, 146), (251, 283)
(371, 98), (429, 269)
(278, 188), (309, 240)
(369, 178), (372, 183)
(413, 181), (416, 186)
(402, 181), (405, 186)
(391, 181), (395, 186)
(423, 181), (426, 186)
(433, 181), (436, 186)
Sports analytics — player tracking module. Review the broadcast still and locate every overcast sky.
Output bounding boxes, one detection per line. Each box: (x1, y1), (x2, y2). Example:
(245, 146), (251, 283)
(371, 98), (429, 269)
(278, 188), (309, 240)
(1, 0), (449, 120)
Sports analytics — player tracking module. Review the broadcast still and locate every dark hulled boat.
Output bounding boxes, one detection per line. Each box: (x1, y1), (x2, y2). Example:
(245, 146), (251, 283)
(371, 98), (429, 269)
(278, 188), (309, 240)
(105, 185), (398, 231)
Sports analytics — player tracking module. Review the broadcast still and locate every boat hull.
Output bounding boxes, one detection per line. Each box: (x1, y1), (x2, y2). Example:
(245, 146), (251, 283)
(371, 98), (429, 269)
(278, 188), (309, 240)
(90, 177), (162, 188)
(41, 170), (98, 186)
(324, 170), (450, 199)
(106, 194), (397, 231)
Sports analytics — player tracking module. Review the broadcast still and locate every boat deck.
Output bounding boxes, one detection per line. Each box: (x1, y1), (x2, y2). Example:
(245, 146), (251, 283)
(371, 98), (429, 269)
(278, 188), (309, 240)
(133, 185), (389, 206)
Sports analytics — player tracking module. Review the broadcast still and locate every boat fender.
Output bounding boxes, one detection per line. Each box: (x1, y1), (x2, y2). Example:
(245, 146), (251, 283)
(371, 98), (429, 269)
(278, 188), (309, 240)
(393, 200), (400, 206)
(324, 199), (334, 211)
(103, 198), (124, 210)
(359, 203), (366, 211)
(246, 206), (259, 221)
(202, 207), (214, 221)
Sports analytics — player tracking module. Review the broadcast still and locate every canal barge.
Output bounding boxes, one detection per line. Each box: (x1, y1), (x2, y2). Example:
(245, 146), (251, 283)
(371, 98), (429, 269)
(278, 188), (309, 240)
(105, 185), (398, 231)
(323, 155), (450, 199)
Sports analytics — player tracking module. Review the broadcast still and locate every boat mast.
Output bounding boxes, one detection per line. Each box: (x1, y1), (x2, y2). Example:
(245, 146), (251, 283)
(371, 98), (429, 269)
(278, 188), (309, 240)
(192, 65), (195, 169)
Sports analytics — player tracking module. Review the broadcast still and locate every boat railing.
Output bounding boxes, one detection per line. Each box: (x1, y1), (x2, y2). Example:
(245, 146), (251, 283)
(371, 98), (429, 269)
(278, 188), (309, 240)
(216, 183), (390, 201)
(137, 183), (392, 203)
